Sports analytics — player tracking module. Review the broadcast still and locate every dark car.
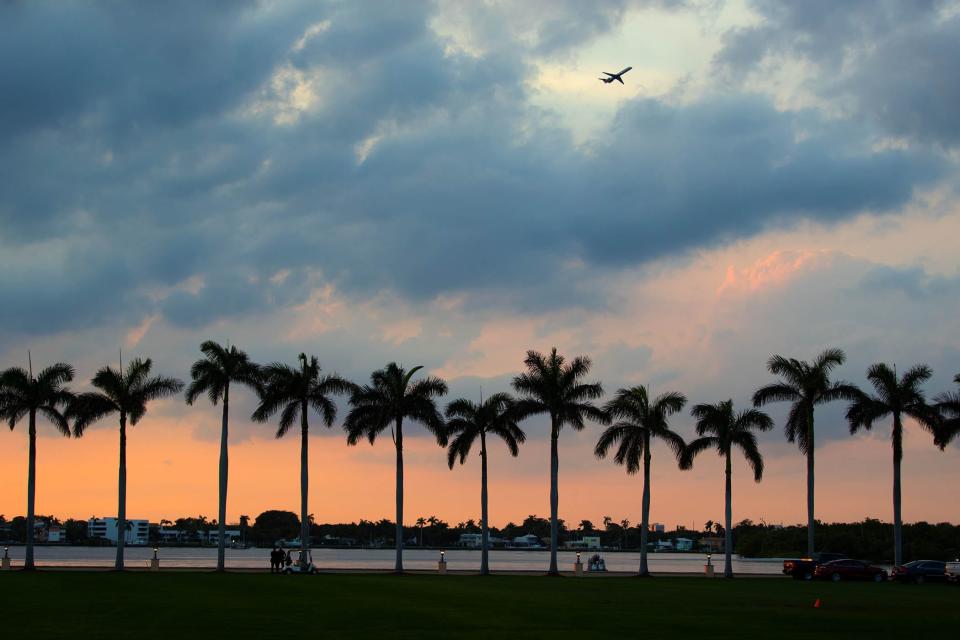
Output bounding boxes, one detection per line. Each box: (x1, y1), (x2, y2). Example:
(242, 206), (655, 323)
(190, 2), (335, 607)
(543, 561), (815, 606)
(813, 559), (888, 582)
(891, 560), (947, 584)
(783, 552), (848, 580)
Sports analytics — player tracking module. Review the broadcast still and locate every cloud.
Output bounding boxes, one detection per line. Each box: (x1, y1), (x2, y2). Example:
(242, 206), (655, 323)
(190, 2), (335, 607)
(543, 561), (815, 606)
(0, 0), (953, 351)
(713, 0), (960, 145)
(858, 264), (960, 300)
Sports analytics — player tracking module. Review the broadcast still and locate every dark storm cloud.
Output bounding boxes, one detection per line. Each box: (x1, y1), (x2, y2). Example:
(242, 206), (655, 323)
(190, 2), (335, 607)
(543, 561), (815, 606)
(0, 1), (310, 140)
(0, 0), (951, 339)
(714, 0), (960, 145)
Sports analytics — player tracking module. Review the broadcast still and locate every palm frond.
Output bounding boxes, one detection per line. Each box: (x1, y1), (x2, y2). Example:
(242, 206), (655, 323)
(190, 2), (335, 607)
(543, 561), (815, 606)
(680, 436), (718, 469)
(276, 401), (300, 438)
(69, 392), (118, 436)
(734, 432), (765, 482)
(38, 406), (71, 437)
(446, 430), (478, 468)
(752, 383), (800, 407)
(736, 408), (774, 433)
(901, 364), (933, 393)
(846, 394), (888, 433)
(594, 423), (629, 459)
(813, 348), (846, 373)
(36, 363), (75, 388)
(817, 381), (861, 405)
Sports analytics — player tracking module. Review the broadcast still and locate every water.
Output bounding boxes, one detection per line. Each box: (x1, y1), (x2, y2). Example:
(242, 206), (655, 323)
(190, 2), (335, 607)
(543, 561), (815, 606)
(1, 546), (785, 573)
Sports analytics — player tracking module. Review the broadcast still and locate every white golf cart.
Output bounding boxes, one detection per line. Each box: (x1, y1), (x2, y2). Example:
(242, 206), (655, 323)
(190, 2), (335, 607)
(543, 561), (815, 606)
(281, 549), (318, 575)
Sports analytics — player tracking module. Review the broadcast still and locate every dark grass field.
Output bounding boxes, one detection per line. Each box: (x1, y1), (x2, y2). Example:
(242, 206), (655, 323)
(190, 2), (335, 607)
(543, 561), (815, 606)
(2, 572), (957, 638)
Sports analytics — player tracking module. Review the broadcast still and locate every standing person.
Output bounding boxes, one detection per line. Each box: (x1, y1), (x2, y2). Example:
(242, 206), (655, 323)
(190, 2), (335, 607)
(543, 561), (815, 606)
(269, 547), (278, 573)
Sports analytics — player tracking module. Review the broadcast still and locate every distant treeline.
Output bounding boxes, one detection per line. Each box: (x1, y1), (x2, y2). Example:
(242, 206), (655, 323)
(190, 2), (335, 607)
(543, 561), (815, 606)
(4, 512), (958, 562)
(734, 519), (960, 562)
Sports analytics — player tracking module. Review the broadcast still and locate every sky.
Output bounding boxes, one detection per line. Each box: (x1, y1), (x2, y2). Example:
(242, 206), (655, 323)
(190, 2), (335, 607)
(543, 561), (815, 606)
(1, 0), (959, 530)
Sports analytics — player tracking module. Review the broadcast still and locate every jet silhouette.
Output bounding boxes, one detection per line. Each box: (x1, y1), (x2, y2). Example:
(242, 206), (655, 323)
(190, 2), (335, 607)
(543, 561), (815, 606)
(599, 67), (632, 85)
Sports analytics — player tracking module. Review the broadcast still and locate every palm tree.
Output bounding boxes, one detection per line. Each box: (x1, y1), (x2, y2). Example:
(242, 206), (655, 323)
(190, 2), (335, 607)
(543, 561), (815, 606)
(846, 363), (938, 566)
(446, 392), (526, 575)
(70, 357), (183, 570)
(415, 517), (427, 546)
(239, 515), (250, 547)
(934, 374), (960, 449)
(512, 348), (606, 575)
(251, 353), (353, 568)
(185, 340), (261, 571)
(681, 400), (773, 578)
(752, 348), (859, 556)
(594, 385), (686, 576)
(0, 359), (75, 570)
(344, 362), (447, 573)
(620, 518), (630, 549)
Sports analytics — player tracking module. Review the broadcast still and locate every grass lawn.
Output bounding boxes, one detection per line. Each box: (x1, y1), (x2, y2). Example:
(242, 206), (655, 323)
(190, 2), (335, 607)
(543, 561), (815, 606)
(2, 572), (957, 638)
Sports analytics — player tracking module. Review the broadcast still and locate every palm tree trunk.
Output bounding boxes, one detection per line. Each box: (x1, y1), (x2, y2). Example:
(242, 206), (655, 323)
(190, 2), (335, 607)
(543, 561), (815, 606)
(216, 385), (229, 572)
(639, 432), (651, 576)
(116, 412), (127, 571)
(805, 409), (815, 557)
(892, 413), (903, 567)
(480, 430), (490, 576)
(25, 409), (37, 571)
(724, 452), (733, 578)
(548, 417), (559, 575)
(300, 401), (309, 568)
(394, 417), (404, 573)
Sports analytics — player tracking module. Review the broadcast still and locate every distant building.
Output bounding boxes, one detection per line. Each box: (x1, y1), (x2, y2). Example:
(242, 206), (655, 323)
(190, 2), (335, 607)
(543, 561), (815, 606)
(157, 528), (241, 545)
(699, 536), (725, 552)
(457, 533), (482, 548)
(674, 537), (693, 551)
(88, 518), (149, 546)
(510, 534), (544, 548)
(654, 540), (673, 551)
(566, 535), (602, 550)
(47, 525), (63, 543)
(650, 523), (665, 533)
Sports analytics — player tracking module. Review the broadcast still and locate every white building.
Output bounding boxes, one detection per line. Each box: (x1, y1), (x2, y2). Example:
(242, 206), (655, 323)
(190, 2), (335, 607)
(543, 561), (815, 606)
(564, 536), (602, 550)
(158, 528), (241, 544)
(88, 518), (150, 546)
(457, 533), (482, 548)
(510, 534), (544, 548)
(675, 537), (694, 551)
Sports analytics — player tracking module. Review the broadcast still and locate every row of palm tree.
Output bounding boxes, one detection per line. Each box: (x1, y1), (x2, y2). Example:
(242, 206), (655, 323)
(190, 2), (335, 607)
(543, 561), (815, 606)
(2, 344), (957, 576)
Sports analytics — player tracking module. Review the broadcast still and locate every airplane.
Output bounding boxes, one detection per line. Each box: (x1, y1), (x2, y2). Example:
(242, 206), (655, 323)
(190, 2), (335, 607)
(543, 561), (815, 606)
(599, 67), (632, 84)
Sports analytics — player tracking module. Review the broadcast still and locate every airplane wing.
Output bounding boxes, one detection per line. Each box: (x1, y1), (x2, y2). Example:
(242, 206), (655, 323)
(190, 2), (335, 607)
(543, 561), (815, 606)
(603, 72), (615, 77)
(616, 76), (624, 84)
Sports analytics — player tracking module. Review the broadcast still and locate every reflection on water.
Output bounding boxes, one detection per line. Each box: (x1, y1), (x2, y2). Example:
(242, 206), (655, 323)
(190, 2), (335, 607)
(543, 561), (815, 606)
(2, 546), (784, 573)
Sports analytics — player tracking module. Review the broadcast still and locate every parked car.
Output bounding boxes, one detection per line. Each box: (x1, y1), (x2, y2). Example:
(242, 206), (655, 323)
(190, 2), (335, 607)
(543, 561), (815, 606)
(783, 552), (848, 580)
(891, 560), (947, 584)
(813, 559), (887, 582)
(944, 561), (960, 584)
